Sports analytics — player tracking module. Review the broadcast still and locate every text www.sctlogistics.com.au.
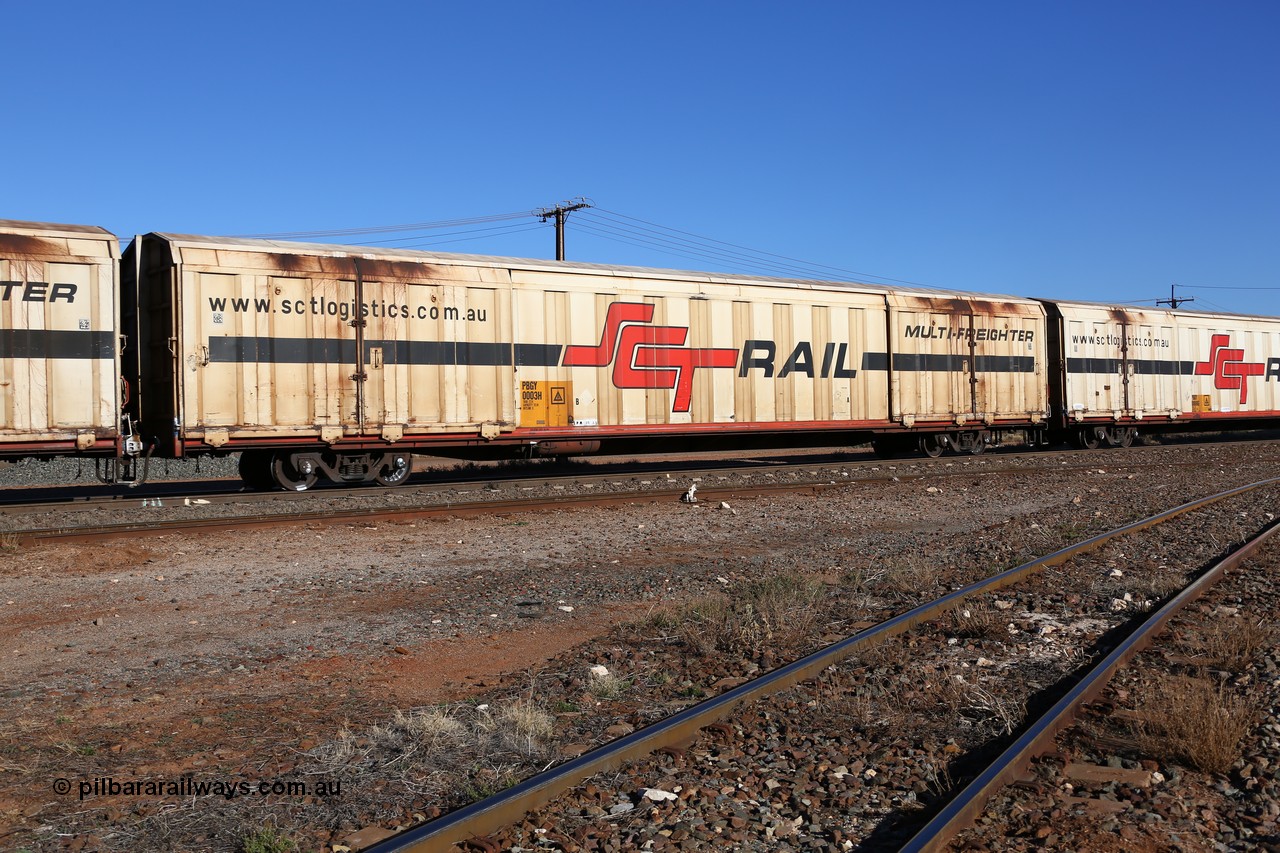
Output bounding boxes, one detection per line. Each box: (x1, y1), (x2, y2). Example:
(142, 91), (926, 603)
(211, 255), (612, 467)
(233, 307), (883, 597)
(54, 775), (344, 801)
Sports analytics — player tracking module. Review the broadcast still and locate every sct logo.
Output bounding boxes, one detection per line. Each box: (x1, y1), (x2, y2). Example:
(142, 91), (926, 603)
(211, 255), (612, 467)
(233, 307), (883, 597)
(562, 303), (738, 412)
(1194, 334), (1264, 404)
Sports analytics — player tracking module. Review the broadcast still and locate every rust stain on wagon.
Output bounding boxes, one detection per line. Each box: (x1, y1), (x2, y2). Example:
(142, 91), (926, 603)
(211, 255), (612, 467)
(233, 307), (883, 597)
(257, 251), (444, 282)
(0, 234), (64, 258)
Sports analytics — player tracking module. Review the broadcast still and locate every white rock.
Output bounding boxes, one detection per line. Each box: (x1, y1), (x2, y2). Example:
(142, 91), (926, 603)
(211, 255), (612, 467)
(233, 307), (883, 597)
(1109, 568), (1123, 578)
(589, 664), (610, 679)
(863, 768), (877, 779)
(994, 600), (1014, 610)
(642, 788), (678, 802)
(926, 486), (941, 494)
(1110, 598), (1128, 612)
(558, 605), (574, 612)
(1151, 771), (1165, 784)
(976, 657), (995, 667)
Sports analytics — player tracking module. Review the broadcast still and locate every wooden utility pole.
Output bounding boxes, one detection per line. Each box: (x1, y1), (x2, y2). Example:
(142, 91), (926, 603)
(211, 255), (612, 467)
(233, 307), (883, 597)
(1157, 283), (1193, 309)
(536, 198), (591, 260)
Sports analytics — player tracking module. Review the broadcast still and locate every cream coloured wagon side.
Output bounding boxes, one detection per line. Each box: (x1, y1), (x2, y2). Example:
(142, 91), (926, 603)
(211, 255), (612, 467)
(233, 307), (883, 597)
(124, 234), (1054, 489)
(1048, 301), (1280, 447)
(0, 220), (122, 458)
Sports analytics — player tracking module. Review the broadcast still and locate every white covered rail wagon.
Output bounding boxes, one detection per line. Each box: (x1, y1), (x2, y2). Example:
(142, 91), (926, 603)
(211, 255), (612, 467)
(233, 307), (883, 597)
(1044, 301), (1280, 448)
(0, 220), (129, 462)
(121, 234), (1053, 488)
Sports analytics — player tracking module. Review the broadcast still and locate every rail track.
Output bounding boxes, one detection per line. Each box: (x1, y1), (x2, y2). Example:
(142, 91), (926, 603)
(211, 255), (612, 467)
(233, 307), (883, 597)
(357, 477), (1280, 853)
(0, 435), (1267, 514)
(3, 440), (1270, 544)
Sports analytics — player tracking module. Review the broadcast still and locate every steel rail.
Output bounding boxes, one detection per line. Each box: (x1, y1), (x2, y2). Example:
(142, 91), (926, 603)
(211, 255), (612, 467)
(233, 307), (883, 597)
(8, 481), (852, 545)
(7, 450), (1254, 542)
(362, 476), (1280, 853)
(0, 438), (1246, 516)
(900, 509), (1280, 852)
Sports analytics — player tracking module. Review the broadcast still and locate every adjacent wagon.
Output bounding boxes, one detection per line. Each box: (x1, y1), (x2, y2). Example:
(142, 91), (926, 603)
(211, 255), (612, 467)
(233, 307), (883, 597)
(0, 220), (128, 462)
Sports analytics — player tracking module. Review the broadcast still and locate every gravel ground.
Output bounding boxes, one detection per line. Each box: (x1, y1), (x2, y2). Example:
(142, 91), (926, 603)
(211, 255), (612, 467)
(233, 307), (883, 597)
(0, 440), (1277, 852)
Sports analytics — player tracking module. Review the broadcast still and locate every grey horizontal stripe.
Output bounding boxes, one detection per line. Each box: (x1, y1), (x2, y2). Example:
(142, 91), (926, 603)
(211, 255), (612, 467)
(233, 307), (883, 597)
(0, 329), (114, 359)
(1067, 358), (1196, 376)
(208, 337), (356, 364)
(206, 336), (563, 367)
(891, 353), (1036, 373)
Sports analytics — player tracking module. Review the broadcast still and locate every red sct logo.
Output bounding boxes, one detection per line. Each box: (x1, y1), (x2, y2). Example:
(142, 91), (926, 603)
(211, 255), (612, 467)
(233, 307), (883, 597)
(562, 303), (738, 412)
(1193, 334), (1264, 405)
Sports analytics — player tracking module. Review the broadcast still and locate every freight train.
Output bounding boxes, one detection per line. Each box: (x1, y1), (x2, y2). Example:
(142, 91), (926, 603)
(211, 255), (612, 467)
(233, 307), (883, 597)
(2, 218), (1277, 490)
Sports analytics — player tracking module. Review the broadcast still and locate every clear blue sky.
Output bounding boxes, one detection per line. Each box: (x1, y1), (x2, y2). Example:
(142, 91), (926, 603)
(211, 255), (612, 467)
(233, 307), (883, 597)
(5, 2), (1277, 314)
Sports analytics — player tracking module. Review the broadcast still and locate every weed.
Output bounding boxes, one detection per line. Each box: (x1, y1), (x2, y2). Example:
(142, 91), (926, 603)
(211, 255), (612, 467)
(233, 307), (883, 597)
(491, 699), (555, 758)
(679, 573), (825, 659)
(239, 827), (296, 853)
(1132, 675), (1257, 774)
(76, 745), (96, 757)
(1196, 619), (1276, 673)
(941, 604), (1007, 641)
(587, 672), (630, 701)
(962, 683), (1025, 735)
(0, 532), (20, 552)
(310, 696), (556, 805)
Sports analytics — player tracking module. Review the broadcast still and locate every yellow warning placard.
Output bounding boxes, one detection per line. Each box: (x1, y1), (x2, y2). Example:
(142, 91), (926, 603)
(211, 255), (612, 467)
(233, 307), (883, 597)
(520, 380), (572, 427)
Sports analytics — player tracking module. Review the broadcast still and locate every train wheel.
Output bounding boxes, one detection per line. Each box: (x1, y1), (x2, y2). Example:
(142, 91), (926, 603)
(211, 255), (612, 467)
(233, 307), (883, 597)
(918, 434), (945, 458)
(1105, 427), (1135, 448)
(238, 450), (275, 491)
(375, 454), (411, 486)
(967, 432), (986, 455)
(271, 453), (319, 492)
(1074, 428), (1101, 450)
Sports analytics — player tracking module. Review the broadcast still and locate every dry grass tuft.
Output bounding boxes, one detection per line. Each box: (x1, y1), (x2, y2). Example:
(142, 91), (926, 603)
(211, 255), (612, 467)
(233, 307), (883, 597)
(679, 573), (825, 659)
(1132, 675), (1257, 774)
(1196, 619), (1277, 673)
(309, 696), (557, 813)
(586, 671), (630, 700)
(941, 604), (1007, 641)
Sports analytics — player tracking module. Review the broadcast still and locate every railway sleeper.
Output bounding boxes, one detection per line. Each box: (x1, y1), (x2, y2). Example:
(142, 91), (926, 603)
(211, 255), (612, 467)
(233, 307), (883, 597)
(239, 449), (411, 491)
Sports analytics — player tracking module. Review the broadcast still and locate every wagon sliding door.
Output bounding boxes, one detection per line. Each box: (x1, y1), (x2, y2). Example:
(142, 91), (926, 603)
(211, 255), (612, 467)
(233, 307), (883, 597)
(185, 271), (360, 437)
(360, 281), (512, 434)
(888, 295), (1044, 426)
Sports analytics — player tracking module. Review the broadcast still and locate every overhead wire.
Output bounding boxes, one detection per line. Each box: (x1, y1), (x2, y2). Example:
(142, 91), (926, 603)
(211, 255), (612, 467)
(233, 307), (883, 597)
(232, 211), (530, 239)
(571, 218), (842, 280)
(1179, 283), (1280, 291)
(395, 224), (545, 250)
(585, 207), (940, 288)
(354, 222), (545, 247)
